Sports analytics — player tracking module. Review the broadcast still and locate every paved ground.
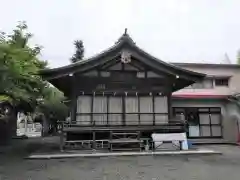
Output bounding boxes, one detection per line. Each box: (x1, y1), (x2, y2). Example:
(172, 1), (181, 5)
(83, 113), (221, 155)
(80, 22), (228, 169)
(1, 138), (240, 180)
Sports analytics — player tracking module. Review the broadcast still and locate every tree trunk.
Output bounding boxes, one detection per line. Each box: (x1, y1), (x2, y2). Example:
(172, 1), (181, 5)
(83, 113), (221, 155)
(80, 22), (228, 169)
(0, 118), (12, 145)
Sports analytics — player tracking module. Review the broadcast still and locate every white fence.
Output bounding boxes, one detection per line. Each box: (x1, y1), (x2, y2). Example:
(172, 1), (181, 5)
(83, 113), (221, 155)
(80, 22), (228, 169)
(17, 122), (42, 137)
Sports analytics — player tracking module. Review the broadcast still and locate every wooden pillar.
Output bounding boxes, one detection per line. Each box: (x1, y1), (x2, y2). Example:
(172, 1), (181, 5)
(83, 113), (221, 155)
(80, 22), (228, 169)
(60, 125), (64, 152)
(167, 93), (173, 120)
(60, 133), (64, 152)
(92, 131), (96, 150)
(152, 95), (155, 126)
(137, 95), (140, 125)
(71, 98), (77, 123)
(71, 74), (77, 123)
(122, 96), (125, 126)
(109, 131), (113, 151)
(107, 96), (109, 126)
(138, 131), (141, 151)
(91, 95), (94, 125)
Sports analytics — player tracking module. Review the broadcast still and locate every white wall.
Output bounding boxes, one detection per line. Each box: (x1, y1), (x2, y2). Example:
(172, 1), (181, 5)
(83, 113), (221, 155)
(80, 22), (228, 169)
(224, 102), (240, 142)
(174, 65), (240, 96)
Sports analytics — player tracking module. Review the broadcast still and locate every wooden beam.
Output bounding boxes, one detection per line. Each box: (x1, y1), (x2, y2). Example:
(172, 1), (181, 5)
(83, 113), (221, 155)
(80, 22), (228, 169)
(107, 96), (109, 126)
(74, 76), (174, 85)
(129, 49), (202, 81)
(60, 130), (64, 152)
(167, 93), (172, 120)
(137, 95), (140, 125)
(92, 131), (96, 149)
(122, 96), (125, 125)
(128, 59), (145, 70)
(130, 52), (177, 77)
(152, 94), (155, 126)
(71, 75), (77, 123)
(91, 95), (94, 125)
(98, 57), (121, 70)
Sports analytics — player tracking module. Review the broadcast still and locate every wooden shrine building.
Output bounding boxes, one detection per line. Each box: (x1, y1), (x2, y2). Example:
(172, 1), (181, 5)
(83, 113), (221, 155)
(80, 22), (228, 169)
(40, 30), (205, 151)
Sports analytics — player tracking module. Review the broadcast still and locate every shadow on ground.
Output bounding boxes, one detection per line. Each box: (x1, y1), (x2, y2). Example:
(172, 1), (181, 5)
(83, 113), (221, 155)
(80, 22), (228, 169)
(0, 136), (60, 160)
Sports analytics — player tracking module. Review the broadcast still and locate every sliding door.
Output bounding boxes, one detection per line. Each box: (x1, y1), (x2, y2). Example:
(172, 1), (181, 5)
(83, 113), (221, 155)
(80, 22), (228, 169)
(154, 96), (168, 124)
(108, 97), (123, 125)
(173, 107), (222, 138)
(125, 97), (139, 125)
(76, 96), (91, 125)
(76, 95), (170, 126)
(93, 96), (107, 125)
(139, 97), (153, 125)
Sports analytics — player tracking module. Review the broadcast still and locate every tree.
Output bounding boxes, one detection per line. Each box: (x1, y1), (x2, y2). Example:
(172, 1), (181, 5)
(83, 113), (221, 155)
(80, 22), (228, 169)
(0, 22), (49, 139)
(36, 87), (68, 134)
(70, 40), (84, 63)
(0, 23), (47, 111)
(0, 22), (68, 138)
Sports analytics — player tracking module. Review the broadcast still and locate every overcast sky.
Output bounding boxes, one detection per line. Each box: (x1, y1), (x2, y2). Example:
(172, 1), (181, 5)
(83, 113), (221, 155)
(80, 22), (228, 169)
(1, 0), (240, 67)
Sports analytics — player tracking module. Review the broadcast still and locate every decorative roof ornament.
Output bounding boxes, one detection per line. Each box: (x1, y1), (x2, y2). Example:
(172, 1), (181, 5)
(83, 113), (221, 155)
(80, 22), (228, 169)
(124, 28), (128, 35)
(121, 50), (131, 64)
(116, 28), (135, 44)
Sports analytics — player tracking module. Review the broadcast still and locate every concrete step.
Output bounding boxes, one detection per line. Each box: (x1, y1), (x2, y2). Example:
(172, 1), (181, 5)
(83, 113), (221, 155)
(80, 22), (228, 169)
(190, 138), (237, 145)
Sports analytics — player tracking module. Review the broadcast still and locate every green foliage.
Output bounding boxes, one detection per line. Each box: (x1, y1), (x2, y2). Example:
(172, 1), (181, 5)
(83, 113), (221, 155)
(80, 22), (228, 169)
(0, 22), (68, 122)
(37, 87), (68, 121)
(0, 22), (47, 109)
(70, 40), (84, 63)
(0, 95), (12, 103)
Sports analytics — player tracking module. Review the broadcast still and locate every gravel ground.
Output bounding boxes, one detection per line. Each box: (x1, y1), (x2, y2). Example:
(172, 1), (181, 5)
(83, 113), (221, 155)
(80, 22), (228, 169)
(1, 138), (240, 180)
